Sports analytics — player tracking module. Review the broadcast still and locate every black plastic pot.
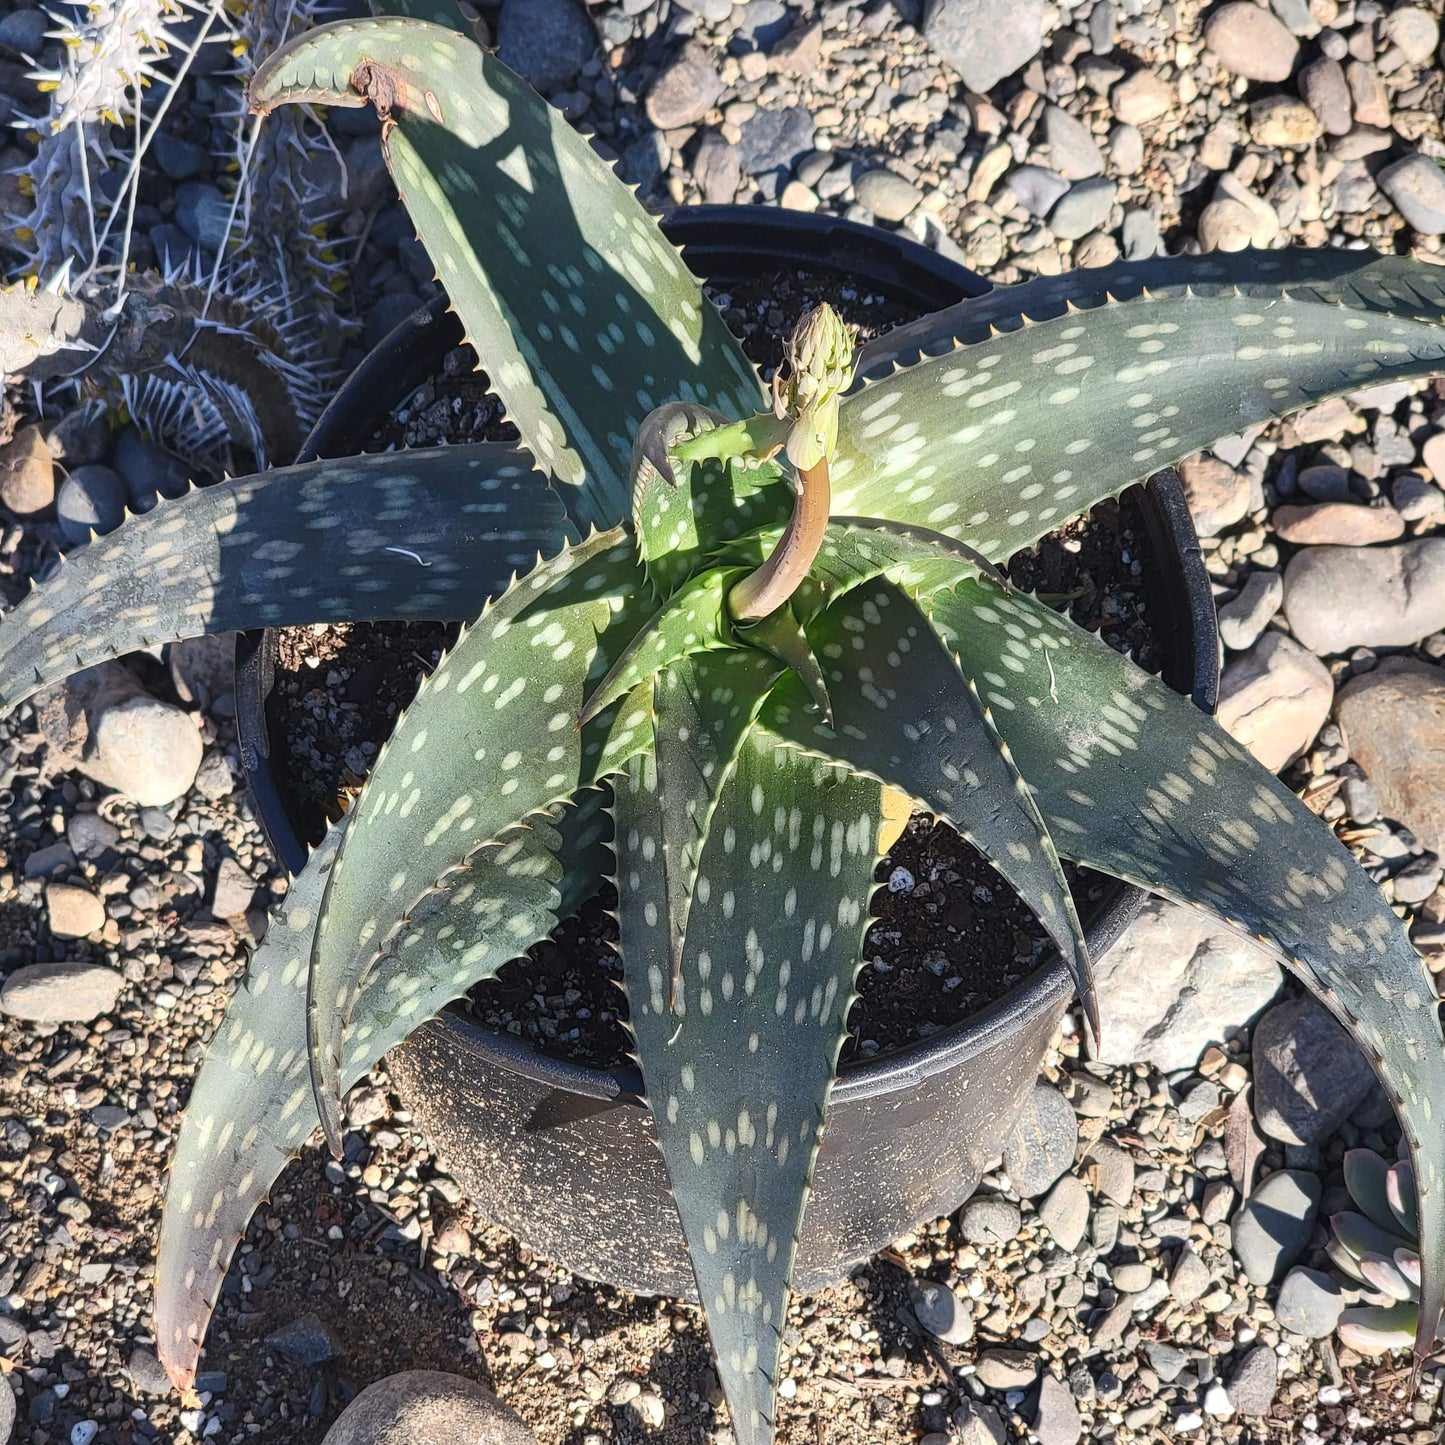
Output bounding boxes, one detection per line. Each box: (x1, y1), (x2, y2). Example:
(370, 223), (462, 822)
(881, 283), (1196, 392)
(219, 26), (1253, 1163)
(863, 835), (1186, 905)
(236, 206), (1219, 1300)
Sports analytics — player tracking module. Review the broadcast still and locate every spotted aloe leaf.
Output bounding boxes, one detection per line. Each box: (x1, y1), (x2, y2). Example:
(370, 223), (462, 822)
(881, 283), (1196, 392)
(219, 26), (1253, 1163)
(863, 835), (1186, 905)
(342, 787), (613, 1065)
(156, 795), (608, 1392)
(648, 651), (784, 1006)
(763, 579), (1095, 1039)
(721, 519), (996, 624)
(307, 529), (652, 1153)
(833, 251), (1445, 563)
(615, 730), (880, 1445)
(0, 446), (570, 712)
(579, 565), (745, 727)
(248, 20), (764, 530)
(737, 606), (832, 726)
(629, 403), (791, 598)
(924, 576), (1445, 1362)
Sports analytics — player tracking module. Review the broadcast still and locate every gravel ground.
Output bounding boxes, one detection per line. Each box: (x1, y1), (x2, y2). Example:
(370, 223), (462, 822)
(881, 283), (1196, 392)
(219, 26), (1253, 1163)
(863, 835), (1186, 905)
(2, 0), (1445, 1441)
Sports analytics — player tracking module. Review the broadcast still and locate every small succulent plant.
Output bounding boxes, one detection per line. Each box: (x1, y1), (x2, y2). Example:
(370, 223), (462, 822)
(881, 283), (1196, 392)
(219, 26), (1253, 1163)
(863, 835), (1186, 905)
(0, 16), (1444, 1441)
(1330, 1148), (1432, 1356)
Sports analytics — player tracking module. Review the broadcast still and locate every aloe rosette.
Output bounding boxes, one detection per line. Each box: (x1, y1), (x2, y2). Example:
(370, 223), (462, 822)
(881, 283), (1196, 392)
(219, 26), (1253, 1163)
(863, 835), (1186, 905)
(0, 15), (1441, 1439)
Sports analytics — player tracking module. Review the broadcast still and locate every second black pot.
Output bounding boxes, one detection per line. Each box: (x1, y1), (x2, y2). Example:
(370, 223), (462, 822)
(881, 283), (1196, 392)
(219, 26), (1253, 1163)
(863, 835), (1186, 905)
(236, 206), (1219, 1300)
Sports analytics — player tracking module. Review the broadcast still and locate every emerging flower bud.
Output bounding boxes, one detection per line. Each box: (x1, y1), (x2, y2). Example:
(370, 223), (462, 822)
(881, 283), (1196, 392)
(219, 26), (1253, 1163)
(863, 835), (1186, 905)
(771, 303), (858, 471)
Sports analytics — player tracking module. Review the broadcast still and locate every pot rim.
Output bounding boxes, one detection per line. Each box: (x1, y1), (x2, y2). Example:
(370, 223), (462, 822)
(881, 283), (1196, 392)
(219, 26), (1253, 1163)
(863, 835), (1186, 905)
(236, 203), (1220, 1108)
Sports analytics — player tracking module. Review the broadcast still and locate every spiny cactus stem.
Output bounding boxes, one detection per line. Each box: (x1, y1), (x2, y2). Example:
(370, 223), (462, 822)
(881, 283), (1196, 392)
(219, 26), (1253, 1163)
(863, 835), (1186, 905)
(80, 0), (231, 288)
(109, 80), (143, 316)
(202, 112), (264, 317)
(73, 116), (100, 267)
(729, 456), (831, 623)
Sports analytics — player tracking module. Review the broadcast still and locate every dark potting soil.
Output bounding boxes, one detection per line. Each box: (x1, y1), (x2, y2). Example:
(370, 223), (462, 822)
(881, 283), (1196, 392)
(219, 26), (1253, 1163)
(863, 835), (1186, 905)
(266, 264), (1158, 1066)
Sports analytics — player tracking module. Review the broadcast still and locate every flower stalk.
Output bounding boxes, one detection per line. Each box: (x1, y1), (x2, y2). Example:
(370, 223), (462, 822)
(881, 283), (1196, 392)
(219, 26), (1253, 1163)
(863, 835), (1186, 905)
(670, 303), (858, 623)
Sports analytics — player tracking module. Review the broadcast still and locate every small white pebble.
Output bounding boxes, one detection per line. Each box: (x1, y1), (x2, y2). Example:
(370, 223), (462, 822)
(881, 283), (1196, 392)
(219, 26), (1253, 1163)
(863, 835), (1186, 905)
(71, 1425), (98, 1445)
(53, 1384), (69, 1400)
(537, 1351), (557, 1370)
(887, 866), (914, 893)
(179, 1409), (205, 1433)
(1235, 1326), (1257, 1345)
(779, 1378), (797, 1399)
(1318, 1386), (1342, 1406)
(327, 1225), (344, 1240)
(1203, 1383), (1233, 1418)
(1175, 1412), (1204, 1431)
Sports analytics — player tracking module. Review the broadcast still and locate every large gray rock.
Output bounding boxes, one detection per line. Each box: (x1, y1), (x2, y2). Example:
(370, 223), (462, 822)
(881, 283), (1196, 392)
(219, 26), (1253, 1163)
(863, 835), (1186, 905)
(1179, 454), (1251, 537)
(737, 105), (816, 175)
(854, 169), (924, 222)
(908, 1278), (975, 1345)
(1336, 658), (1445, 855)
(923, 0), (1046, 92)
(1038, 1174), (1090, 1251)
(167, 633), (236, 710)
(644, 42), (724, 130)
(955, 1401), (1007, 1445)
(1283, 540), (1445, 653)
(33, 660), (202, 806)
(57, 465), (125, 544)
(1378, 153), (1445, 236)
(1272, 502), (1404, 546)
(693, 131), (740, 205)
(1091, 899), (1282, 1072)
(1298, 56), (1352, 135)
(1231, 1169), (1320, 1285)
(1251, 997), (1374, 1145)
(0, 961), (123, 1023)
(321, 1372), (535, 1445)
(1049, 177), (1116, 240)
(1002, 1082), (1077, 1197)
(1381, 5), (1439, 62)
(1226, 1345), (1279, 1417)
(959, 1195), (1022, 1246)
(1204, 2), (1299, 79)
(1274, 1266), (1345, 1339)
(1043, 106), (1104, 179)
(0, 424), (54, 517)
(1215, 631), (1334, 772)
(1217, 571), (1283, 652)
(1006, 166), (1069, 218)
(1033, 1371), (1082, 1445)
(45, 882), (104, 939)
(496, 0), (595, 92)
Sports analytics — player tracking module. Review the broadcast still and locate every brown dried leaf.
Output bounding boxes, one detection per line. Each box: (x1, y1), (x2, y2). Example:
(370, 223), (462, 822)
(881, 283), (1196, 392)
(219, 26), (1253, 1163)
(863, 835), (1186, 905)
(1226, 1083), (1267, 1199)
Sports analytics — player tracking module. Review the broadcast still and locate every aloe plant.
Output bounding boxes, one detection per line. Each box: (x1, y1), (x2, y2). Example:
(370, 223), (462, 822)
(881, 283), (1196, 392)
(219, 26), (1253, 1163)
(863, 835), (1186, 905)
(1329, 1147), (1433, 1356)
(0, 16), (1443, 1439)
